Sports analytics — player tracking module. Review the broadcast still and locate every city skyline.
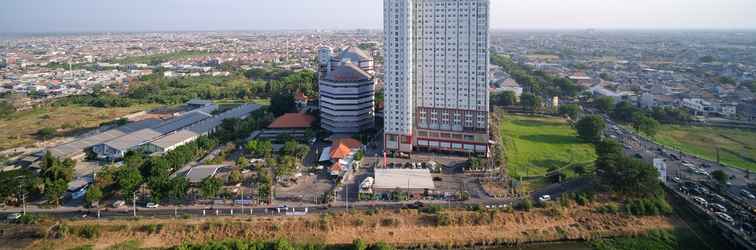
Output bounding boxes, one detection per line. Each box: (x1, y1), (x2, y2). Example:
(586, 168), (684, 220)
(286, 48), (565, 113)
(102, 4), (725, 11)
(2, 0), (756, 33)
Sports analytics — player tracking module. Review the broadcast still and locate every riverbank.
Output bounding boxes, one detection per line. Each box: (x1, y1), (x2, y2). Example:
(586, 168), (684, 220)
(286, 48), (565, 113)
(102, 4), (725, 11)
(2, 205), (680, 250)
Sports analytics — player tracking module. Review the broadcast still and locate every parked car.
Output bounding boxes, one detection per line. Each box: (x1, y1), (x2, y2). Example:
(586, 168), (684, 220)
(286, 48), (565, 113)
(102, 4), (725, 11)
(740, 189), (756, 199)
(145, 203), (159, 208)
(672, 177), (681, 183)
(692, 196), (708, 206)
(6, 213), (22, 221)
(538, 195), (552, 202)
(709, 203), (728, 213)
(112, 200), (125, 208)
(715, 212), (734, 223)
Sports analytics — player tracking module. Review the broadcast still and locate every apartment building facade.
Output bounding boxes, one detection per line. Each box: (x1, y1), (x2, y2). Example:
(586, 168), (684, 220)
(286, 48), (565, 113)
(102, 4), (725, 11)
(383, 0), (491, 155)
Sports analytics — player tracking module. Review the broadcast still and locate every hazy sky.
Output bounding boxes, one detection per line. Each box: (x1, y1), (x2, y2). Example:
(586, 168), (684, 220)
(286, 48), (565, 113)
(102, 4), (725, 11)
(1, 0), (755, 33)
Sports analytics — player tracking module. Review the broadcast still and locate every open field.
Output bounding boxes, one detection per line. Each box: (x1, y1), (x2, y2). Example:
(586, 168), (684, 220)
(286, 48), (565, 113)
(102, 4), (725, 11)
(500, 114), (597, 178)
(5, 206), (678, 250)
(113, 51), (211, 65)
(653, 125), (756, 171)
(0, 104), (158, 150)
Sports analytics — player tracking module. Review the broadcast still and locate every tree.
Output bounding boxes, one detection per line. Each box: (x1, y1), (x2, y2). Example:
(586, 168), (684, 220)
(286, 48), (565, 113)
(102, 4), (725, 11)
(595, 152), (662, 197)
(256, 171), (273, 204)
(711, 170), (728, 185)
(274, 156), (298, 178)
(85, 185), (103, 207)
(199, 177), (222, 199)
(116, 166), (143, 200)
(245, 140), (273, 158)
(168, 177), (189, 201)
(236, 156), (249, 169)
(520, 93), (542, 112)
(594, 96), (614, 113)
(576, 116), (606, 143)
(36, 127), (57, 140)
(44, 178), (67, 206)
(595, 139), (623, 158)
(228, 169), (243, 185)
(491, 91), (517, 106)
(270, 90), (296, 117)
(632, 113), (660, 137)
(558, 104), (580, 120)
(611, 101), (639, 123)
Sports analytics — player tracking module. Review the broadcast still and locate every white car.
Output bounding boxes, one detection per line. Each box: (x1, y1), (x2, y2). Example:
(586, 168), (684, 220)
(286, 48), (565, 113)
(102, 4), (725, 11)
(672, 177), (681, 183)
(715, 212), (734, 223)
(6, 213), (22, 221)
(145, 203), (159, 208)
(112, 200), (125, 208)
(740, 189), (756, 199)
(692, 196), (708, 207)
(538, 195), (552, 202)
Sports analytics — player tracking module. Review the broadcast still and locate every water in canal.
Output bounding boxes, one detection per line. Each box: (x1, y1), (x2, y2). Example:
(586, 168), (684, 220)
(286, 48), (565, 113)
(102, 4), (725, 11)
(487, 242), (591, 250)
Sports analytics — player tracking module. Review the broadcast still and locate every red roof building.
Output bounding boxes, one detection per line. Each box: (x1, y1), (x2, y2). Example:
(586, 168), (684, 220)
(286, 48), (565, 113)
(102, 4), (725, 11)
(268, 113), (315, 129)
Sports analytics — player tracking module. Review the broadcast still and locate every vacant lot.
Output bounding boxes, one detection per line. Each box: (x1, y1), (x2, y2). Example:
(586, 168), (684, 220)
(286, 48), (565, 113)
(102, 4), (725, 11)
(654, 125), (756, 171)
(17, 206), (676, 250)
(500, 114), (596, 178)
(0, 104), (156, 150)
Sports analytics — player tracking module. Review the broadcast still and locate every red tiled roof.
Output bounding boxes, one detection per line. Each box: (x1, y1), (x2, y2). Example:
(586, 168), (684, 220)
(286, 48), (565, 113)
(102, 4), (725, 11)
(330, 162), (342, 173)
(268, 113), (315, 129)
(332, 138), (363, 149)
(330, 143), (352, 159)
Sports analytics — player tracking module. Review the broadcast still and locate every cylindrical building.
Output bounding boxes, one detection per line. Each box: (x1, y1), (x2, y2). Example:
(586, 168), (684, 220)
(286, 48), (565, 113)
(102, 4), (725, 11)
(319, 61), (376, 134)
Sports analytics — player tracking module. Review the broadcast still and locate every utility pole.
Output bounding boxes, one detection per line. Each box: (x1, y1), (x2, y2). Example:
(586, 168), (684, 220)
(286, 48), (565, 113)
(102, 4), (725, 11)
(240, 187), (244, 215)
(133, 192), (137, 217)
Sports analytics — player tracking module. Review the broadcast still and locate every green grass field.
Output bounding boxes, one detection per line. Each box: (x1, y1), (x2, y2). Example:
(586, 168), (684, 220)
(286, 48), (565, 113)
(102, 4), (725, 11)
(0, 104), (158, 150)
(500, 114), (597, 178)
(653, 125), (756, 171)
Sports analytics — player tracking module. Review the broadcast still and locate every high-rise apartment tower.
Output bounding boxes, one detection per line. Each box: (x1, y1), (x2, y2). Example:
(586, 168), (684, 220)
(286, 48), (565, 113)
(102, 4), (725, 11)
(383, 0), (490, 155)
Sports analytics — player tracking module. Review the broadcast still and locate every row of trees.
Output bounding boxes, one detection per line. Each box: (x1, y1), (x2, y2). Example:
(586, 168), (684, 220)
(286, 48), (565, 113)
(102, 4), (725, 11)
(491, 54), (582, 98)
(593, 97), (690, 137)
(52, 68), (317, 109)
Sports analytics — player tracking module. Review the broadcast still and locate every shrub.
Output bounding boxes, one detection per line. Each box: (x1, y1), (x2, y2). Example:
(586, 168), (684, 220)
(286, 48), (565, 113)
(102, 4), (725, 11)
(433, 213), (452, 227)
(353, 239), (367, 250)
(516, 199), (533, 211)
(18, 214), (40, 224)
(141, 224), (164, 234)
(623, 197), (672, 216)
(420, 204), (443, 214)
(353, 218), (365, 227)
(381, 217), (401, 227)
(78, 225), (101, 239)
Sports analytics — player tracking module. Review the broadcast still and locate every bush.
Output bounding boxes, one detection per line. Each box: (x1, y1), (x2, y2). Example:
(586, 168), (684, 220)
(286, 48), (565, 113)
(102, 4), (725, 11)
(596, 203), (620, 214)
(516, 199), (533, 211)
(18, 214), (40, 224)
(420, 204), (443, 214)
(141, 224), (164, 234)
(78, 225), (101, 239)
(353, 218), (365, 227)
(433, 213), (452, 227)
(381, 217), (401, 227)
(623, 197), (672, 216)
